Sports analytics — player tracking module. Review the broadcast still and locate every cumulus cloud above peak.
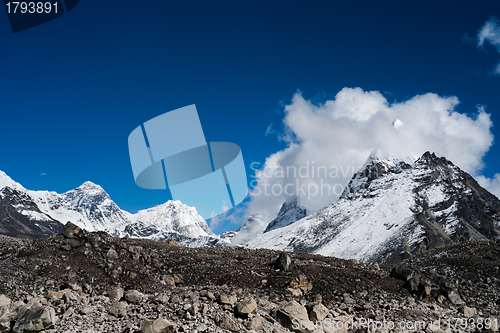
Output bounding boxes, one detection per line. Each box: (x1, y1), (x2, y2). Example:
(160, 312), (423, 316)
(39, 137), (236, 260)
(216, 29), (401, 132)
(246, 87), (494, 225)
(477, 17), (500, 75)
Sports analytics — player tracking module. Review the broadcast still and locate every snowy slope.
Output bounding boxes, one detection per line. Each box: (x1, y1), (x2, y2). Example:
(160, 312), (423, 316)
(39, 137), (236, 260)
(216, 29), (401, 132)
(118, 200), (214, 241)
(247, 151), (500, 263)
(0, 171), (25, 192)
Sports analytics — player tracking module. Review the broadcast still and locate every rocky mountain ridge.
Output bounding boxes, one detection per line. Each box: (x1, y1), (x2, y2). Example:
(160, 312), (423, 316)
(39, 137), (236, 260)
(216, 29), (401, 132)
(248, 151), (500, 263)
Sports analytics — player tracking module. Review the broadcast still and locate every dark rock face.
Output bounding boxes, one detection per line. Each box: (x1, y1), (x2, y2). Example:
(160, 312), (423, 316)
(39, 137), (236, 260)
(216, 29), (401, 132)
(385, 152), (500, 263)
(0, 187), (63, 240)
(274, 252), (292, 271)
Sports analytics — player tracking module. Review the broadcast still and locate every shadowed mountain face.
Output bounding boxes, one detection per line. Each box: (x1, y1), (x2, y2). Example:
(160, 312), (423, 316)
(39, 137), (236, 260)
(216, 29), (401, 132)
(264, 197), (307, 233)
(0, 187), (63, 239)
(248, 152), (500, 264)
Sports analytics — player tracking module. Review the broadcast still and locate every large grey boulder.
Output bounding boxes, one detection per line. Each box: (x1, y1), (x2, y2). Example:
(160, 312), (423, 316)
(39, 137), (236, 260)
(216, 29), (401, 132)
(0, 296), (10, 308)
(235, 297), (257, 316)
(308, 302), (329, 322)
(273, 300), (315, 333)
(0, 305), (15, 332)
(125, 290), (145, 304)
(140, 318), (177, 333)
(109, 287), (124, 302)
(108, 301), (128, 317)
(13, 303), (57, 333)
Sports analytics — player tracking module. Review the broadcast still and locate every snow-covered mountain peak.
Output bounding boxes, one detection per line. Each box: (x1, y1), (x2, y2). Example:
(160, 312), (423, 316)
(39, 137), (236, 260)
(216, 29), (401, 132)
(263, 196), (307, 233)
(414, 151), (456, 171)
(0, 170), (25, 192)
(71, 181), (106, 196)
(364, 148), (416, 167)
(121, 199), (214, 240)
(341, 150), (414, 199)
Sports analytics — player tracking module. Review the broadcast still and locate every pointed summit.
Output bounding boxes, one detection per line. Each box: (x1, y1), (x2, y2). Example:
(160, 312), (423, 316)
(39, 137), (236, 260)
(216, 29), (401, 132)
(73, 181), (106, 196)
(263, 196), (307, 233)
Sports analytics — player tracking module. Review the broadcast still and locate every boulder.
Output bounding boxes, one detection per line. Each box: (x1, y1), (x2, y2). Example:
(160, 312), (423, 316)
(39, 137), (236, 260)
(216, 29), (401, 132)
(218, 312), (239, 332)
(235, 297), (257, 316)
(218, 293), (237, 306)
(308, 303), (329, 322)
(0, 304), (16, 332)
(107, 248), (119, 261)
(63, 222), (82, 238)
(0, 296), (10, 308)
(109, 287), (124, 302)
(13, 303), (57, 333)
(108, 302), (128, 317)
(140, 318), (177, 333)
(447, 289), (464, 305)
(463, 305), (476, 318)
(246, 315), (264, 331)
(287, 275), (313, 297)
(275, 252), (292, 271)
(489, 317), (499, 332)
(273, 300), (314, 333)
(125, 290), (144, 304)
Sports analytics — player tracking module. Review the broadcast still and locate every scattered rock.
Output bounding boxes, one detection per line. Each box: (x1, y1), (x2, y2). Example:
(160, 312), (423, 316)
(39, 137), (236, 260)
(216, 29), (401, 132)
(109, 287), (124, 302)
(273, 300), (314, 332)
(108, 302), (128, 317)
(218, 312), (239, 332)
(13, 303), (57, 333)
(235, 297), (257, 316)
(125, 290), (145, 304)
(140, 318), (177, 333)
(308, 302), (329, 322)
(275, 252), (292, 271)
(0, 223), (498, 333)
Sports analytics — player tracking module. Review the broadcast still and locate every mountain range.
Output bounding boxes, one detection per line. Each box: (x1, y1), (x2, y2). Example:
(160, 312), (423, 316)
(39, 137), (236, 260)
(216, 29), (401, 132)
(0, 171), (217, 246)
(1, 150), (499, 263)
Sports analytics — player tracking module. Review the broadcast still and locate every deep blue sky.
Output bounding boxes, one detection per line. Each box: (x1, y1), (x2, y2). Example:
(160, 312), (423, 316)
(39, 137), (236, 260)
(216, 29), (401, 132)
(1, 0), (499, 234)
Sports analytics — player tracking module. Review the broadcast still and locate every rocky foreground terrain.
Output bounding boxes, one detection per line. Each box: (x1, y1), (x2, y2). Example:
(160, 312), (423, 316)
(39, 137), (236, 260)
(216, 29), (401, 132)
(0, 223), (499, 333)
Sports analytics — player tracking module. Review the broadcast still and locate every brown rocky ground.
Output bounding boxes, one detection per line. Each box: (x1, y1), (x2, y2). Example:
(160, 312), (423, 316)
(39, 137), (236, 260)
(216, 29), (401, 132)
(0, 223), (498, 333)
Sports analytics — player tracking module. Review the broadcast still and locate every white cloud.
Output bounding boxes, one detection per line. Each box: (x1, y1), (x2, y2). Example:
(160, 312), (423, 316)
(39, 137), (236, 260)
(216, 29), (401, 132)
(245, 87), (494, 226)
(476, 174), (500, 199)
(478, 17), (500, 75)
